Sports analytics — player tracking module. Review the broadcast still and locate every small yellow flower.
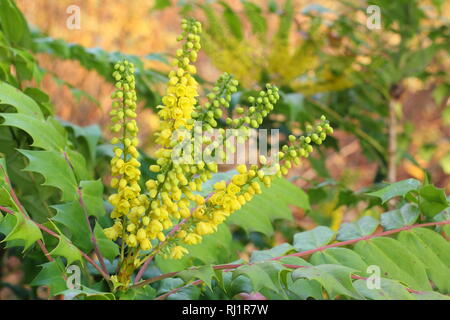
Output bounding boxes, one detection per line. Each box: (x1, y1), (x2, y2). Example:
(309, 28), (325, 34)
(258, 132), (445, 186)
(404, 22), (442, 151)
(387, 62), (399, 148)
(170, 246), (188, 259)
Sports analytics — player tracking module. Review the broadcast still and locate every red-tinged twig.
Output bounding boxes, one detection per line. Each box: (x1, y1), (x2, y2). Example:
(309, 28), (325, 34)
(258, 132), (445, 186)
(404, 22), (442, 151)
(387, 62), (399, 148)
(62, 151), (109, 277)
(0, 205), (111, 281)
(272, 220), (450, 261)
(134, 192), (219, 284)
(76, 186), (109, 278)
(155, 279), (203, 300)
(134, 220), (450, 293)
(134, 218), (188, 284)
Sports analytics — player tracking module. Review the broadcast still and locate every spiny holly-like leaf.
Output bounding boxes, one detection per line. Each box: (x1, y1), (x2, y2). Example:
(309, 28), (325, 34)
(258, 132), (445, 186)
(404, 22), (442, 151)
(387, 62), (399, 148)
(419, 184), (449, 218)
(293, 226), (335, 252)
(19, 149), (78, 201)
(292, 264), (363, 299)
(0, 81), (42, 119)
(353, 278), (414, 300)
(287, 278), (323, 300)
(61, 287), (115, 300)
(178, 265), (216, 290)
(337, 216), (379, 241)
(250, 243), (295, 262)
(94, 223), (119, 263)
(232, 263), (279, 292)
(229, 177), (309, 236)
(1, 114), (66, 150)
(398, 228), (450, 293)
(354, 237), (432, 291)
(51, 201), (92, 252)
(49, 235), (83, 266)
(31, 261), (68, 296)
(3, 213), (43, 251)
(310, 248), (368, 274)
(79, 180), (105, 218)
(380, 204), (420, 230)
(367, 179), (421, 204)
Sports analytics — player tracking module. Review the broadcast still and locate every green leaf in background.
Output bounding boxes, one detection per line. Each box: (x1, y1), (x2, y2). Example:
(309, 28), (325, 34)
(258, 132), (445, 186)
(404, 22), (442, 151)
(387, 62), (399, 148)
(242, 1), (267, 35)
(152, 0), (171, 11)
(380, 204), (420, 230)
(19, 150), (77, 202)
(228, 177), (309, 236)
(337, 216), (379, 241)
(418, 184), (449, 218)
(354, 237), (431, 291)
(292, 264), (362, 299)
(366, 179), (421, 204)
(293, 226), (335, 252)
(0, 0), (31, 47)
(219, 1), (243, 40)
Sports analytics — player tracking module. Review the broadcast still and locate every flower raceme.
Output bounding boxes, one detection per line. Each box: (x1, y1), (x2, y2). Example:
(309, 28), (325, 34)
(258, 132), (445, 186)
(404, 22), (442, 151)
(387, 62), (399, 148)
(104, 18), (333, 284)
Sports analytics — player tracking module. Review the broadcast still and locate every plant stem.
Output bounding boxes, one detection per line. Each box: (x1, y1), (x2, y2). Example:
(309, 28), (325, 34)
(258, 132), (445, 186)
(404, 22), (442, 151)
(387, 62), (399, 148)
(131, 219), (450, 290)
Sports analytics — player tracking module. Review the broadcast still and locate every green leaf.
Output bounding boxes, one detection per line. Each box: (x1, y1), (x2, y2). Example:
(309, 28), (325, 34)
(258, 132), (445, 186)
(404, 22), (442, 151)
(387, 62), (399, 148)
(366, 179), (421, 204)
(293, 226), (335, 252)
(19, 150), (77, 202)
(412, 291), (450, 300)
(337, 216), (379, 241)
(219, 1), (243, 39)
(250, 243), (295, 262)
(287, 278), (323, 300)
(228, 177), (308, 236)
(61, 287), (115, 300)
(419, 184), (449, 218)
(292, 264), (363, 299)
(380, 204), (420, 230)
(152, 0), (171, 11)
(0, 81), (42, 119)
(80, 180), (105, 218)
(94, 223), (119, 263)
(31, 261), (68, 296)
(52, 201), (92, 252)
(354, 237), (432, 291)
(233, 263), (279, 292)
(242, 1), (267, 35)
(353, 278), (414, 300)
(398, 229), (450, 293)
(0, 0), (31, 47)
(178, 265), (216, 290)
(49, 235), (83, 266)
(3, 213), (43, 251)
(310, 248), (368, 274)
(1, 114), (66, 150)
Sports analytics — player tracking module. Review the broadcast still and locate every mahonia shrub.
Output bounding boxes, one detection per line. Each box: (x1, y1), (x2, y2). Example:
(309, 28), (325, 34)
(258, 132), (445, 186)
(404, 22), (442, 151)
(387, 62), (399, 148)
(102, 18), (332, 288)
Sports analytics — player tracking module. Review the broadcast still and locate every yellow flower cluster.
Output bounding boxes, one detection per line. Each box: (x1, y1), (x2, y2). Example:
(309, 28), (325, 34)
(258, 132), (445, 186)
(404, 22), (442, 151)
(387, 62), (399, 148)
(170, 117), (332, 257)
(156, 18), (202, 146)
(104, 60), (150, 250)
(104, 18), (333, 272)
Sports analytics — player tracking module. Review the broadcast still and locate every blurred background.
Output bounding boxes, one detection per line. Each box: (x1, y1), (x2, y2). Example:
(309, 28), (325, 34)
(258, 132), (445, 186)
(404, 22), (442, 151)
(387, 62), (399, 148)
(0, 0), (448, 299)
